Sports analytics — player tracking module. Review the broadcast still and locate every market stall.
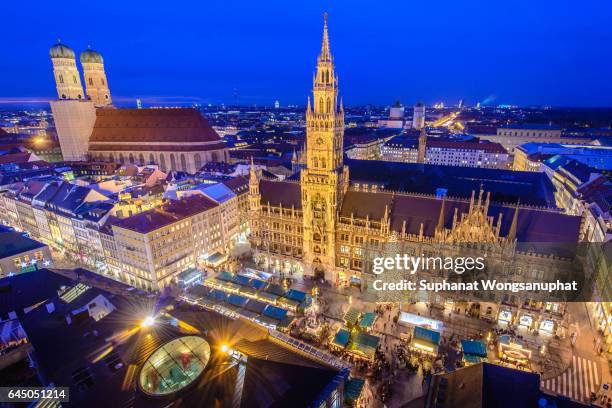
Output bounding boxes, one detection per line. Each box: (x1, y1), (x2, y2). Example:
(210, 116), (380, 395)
(410, 326), (441, 354)
(461, 340), (488, 365)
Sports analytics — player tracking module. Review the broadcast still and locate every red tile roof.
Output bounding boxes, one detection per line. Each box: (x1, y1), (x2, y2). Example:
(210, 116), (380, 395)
(89, 108), (222, 145)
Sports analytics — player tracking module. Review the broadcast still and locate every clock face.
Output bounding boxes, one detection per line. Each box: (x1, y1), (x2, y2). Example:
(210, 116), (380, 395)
(316, 137), (324, 145)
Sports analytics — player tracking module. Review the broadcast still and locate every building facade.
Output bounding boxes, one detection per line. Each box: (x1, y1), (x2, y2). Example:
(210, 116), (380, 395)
(247, 16), (582, 333)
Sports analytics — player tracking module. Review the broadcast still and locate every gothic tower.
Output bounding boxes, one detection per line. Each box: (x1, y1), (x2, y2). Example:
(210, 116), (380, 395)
(80, 47), (112, 106)
(50, 42), (84, 100)
(301, 13), (348, 282)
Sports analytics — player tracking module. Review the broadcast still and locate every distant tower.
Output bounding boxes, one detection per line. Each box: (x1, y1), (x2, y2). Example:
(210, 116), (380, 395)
(49, 42), (96, 161)
(412, 102), (425, 130)
(80, 47), (112, 106)
(136, 98), (142, 109)
(50, 42), (84, 100)
(389, 99), (405, 120)
(274, 100), (280, 109)
(458, 99), (464, 109)
(417, 128), (427, 163)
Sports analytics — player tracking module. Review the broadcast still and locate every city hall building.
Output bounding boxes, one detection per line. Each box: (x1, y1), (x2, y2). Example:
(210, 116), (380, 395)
(248, 15), (584, 333)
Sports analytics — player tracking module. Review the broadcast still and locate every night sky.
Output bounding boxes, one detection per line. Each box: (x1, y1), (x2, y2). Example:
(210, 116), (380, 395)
(2, 0), (612, 107)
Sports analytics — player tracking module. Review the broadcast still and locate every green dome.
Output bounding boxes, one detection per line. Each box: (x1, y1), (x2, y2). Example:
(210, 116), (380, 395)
(80, 48), (104, 64)
(50, 42), (75, 59)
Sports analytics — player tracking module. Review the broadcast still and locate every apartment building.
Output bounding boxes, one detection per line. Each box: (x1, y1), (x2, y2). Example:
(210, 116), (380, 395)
(112, 195), (227, 290)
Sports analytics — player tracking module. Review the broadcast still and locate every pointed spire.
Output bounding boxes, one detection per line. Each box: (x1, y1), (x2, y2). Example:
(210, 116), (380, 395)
(437, 196), (446, 232)
(249, 156), (257, 181)
(339, 96), (344, 112)
(307, 96), (312, 112)
(320, 12), (332, 62)
(508, 200), (520, 241)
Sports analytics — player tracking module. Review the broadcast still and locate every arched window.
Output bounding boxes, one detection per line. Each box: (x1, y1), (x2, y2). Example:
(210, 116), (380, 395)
(119, 153), (125, 164)
(139, 153), (145, 165)
(314, 157), (319, 168)
(128, 153), (135, 164)
(88, 78), (93, 86)
(59, 74), (64, 84)
(194, 153), (202, 171)
(73, 75), (77, 84)
(101, 78), (105, 86)
(211, 151), (219, 162)
(321, 158), (326, 169)
(109, 153), (114, 162)
(170, 154), (177, 171)
(180, 154), (187, 172)
(159, 154), (167, 171)
(149, 153), (155, 164)
(326, 97), (331, 112)
(319, 98), (324, 112)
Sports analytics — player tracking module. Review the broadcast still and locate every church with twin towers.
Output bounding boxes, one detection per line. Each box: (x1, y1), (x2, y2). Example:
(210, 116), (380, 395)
(48, 42), (228, 170)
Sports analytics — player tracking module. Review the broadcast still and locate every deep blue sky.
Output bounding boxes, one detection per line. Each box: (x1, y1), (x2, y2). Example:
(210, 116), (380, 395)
(2, 0), (612, 107)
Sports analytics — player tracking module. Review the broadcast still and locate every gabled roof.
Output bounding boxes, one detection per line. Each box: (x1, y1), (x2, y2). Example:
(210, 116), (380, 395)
(259, 179), (302, 209)
(89, 108), (222, 144)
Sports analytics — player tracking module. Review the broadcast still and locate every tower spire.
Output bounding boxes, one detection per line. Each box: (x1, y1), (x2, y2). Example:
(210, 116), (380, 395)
(320, 12), (331, 62)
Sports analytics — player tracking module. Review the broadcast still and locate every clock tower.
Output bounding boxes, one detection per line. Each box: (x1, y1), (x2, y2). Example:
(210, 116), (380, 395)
(301, 13), (348, 282)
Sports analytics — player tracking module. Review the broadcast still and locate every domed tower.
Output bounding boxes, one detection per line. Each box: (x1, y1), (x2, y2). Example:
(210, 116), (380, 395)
(50, 42), (84, 100)
(80, 47), (112, 106)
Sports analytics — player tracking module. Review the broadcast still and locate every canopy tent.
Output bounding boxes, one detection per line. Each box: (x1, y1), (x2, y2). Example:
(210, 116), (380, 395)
(262, 304), (288, 321)
(344, 308), (361, 326)
(232, 274), (251, 287)
(243, 298), (267, 314)
(248, 278), (267, 291)
(332, 329), (351, 348)
(205, 251), (227, 267)
(215, 271), (234, 282)
(265, 283), (286, 297)
(349, 332), (380, 360)
(461, 340), (488, 364)
(228, 294), (249, 308)
(359, 312), (377, 330)
(284, 289), (307, 303)
(177, 268), (201, 286)
(410, 326), (441, 354)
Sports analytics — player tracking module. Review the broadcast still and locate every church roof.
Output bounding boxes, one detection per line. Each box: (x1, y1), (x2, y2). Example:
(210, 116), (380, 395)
(89, 108), (225, 151)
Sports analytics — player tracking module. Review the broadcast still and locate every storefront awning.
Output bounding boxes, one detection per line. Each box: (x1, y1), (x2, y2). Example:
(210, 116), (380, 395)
(262, 304), (288, 321)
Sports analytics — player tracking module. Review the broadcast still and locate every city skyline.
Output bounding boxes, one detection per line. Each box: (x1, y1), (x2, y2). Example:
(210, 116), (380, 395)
(2, 0), (612, 107)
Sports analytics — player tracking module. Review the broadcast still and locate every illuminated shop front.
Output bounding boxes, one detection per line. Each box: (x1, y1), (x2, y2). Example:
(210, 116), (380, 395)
(498, 310), (513, 324)
(498, 335), (531, 367)
(539, 319), (555, 334)
(595, 302), (612, 352)
(519, 314), (533, 328)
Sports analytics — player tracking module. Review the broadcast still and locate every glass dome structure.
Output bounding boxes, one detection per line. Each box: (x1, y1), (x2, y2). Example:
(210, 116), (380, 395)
(139, 336), (211, 396)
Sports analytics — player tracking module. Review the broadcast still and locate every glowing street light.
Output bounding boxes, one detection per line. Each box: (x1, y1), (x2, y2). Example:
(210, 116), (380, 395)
(220, 344), (229, 353)
(141, 316), (155, 328)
